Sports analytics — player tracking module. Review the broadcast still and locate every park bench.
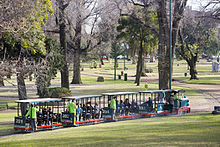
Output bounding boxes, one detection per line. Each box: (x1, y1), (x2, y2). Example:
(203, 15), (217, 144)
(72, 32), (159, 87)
(0, 102), (8, 110)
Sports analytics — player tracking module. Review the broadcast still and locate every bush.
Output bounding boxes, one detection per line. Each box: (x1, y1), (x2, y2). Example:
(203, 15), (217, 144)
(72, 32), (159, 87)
(45, 87), (72, 98)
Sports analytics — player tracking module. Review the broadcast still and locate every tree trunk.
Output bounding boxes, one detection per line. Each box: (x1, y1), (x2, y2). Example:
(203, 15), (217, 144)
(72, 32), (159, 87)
(0, 76), (4, 87)
(157, 1), (170, 90)
(71, 1), (82, 84)
(156, 0), (187, 90)
(135, 40), (143, 86)
(59, 0), (69, 89)
(141, 57), (146, 76)
(71, 49), (82, 84)
(188, 56), (198, 80)
(17, 72), (27, 116)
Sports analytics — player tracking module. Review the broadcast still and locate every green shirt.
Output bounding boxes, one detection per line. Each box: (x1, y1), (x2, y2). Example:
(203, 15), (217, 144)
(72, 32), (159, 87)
(25, 107), (39, 119)
(110, 99), (116, 109)
(67, 102), (77, 114)
(174, 95), (179, 100)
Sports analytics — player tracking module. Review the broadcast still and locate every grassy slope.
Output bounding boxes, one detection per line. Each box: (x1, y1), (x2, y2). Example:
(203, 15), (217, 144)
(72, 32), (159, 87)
(0, 113), (220, 146)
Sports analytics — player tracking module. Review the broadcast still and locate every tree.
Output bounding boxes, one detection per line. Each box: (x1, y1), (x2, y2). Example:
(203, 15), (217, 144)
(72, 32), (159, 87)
(67, 0), (103, 84)
(0, 0), (54, 115)
(204, 0), (220, 20)
(177, 9), (218, 79)
(117, 8), (158, 86)
(36, 37), (63, 97)
(119, 0), (187, 89)
(57, 0), (71, 89)
(156, 0), (188, 89)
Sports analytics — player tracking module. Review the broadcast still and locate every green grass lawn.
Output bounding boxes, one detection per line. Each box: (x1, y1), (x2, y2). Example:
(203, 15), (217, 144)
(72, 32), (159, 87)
(174, 75), (220, 85)
(0, 113), (220, 146)
(0, 112), (16, 136)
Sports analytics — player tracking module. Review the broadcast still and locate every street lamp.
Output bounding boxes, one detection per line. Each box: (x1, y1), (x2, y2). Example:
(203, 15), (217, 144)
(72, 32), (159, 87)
(169, 0), (172, 89)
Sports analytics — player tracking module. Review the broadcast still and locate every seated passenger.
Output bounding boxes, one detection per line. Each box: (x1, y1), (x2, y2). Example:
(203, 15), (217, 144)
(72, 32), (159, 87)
(146, 97), (153, 107)
(120, 100), (125, 115)
(82, 104), (86, 120)
(76, 104), (82, 121)
(86, 102), (92, 120)
(37, 110), (43, 126)
(42, 108), (48, 125)
(48, 107), (53, 125)
(131, 100), (138, 113)
(116, 100), (120, 115)
(93, 103), (100, 119)
(124, 99), (131, 115)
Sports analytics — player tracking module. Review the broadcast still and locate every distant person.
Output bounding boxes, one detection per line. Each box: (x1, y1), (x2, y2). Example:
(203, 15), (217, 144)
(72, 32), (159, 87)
(25, 104), (39, 132)
(67, 100), (77, 126)
(110, 97), (116, 120)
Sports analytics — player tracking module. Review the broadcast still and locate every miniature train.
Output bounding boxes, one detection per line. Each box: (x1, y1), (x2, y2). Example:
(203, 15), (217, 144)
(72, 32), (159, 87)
(14, 89), (190, 132)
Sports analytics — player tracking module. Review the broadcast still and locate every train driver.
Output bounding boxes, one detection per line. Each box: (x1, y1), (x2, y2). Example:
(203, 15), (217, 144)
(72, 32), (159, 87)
(110, 96), (116, 120)
(67, 99), (77, 126)
(25, 104), (39, 132)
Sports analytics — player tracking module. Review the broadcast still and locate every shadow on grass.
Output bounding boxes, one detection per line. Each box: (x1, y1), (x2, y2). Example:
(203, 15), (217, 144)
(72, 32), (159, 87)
(1, 113), (220, 146)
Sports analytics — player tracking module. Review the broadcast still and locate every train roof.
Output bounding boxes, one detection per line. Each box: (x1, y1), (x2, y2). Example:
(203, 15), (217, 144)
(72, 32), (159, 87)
(62, 95), (102, 100)
(102, 92), (139, 96)
(139, 89), (185, 94)
(15, 98), (61, 104)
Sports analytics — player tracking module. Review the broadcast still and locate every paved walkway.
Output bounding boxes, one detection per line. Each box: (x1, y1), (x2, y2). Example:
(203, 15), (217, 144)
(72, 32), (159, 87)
(173, 82), (220, 113)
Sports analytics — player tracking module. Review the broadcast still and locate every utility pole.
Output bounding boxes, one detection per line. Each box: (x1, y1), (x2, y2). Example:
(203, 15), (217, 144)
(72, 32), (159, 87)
(169, 0), (172, 89)
(114, 43), (117, 80)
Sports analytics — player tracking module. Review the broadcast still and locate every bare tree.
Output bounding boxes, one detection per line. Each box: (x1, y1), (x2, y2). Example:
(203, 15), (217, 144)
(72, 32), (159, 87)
(66, 0), (112, 84)
(204, 0), (220, 20)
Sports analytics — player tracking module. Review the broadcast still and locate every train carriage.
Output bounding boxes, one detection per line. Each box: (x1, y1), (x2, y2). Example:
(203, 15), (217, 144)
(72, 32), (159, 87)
(14, 98), (62, 132)
(101, 92), (140, 121)
(139, 90), (172, 117)
(61, 95), (103, 126)
(139, 89), (190, 117)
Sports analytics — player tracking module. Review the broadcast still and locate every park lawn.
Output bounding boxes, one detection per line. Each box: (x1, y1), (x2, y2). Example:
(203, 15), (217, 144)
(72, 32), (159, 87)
(174, 76), (220, 85)
(0, 100), (17, 109)
(0, 113), (220, 146)
(0, 112), (16, 136)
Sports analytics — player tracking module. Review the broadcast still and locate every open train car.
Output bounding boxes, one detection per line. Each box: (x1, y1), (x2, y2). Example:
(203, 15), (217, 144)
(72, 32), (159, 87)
(61, 95), (103, 126)
(139, 89), (190, 117)
(14, 98), (62, 132)
(139, 90), (172, 117)
(101, 92), (140, 121)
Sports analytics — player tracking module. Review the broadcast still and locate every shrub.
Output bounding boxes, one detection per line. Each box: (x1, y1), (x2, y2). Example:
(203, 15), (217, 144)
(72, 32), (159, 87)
(45, 87), (72, 98)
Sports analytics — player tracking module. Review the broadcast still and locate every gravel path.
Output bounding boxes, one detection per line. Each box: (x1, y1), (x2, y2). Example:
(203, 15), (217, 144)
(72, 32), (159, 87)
(173, 82), (220, 113)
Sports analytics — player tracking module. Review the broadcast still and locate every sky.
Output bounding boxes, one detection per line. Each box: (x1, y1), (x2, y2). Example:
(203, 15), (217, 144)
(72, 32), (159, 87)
(187, 0), (210, 10)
